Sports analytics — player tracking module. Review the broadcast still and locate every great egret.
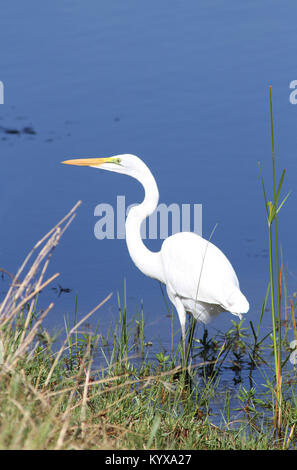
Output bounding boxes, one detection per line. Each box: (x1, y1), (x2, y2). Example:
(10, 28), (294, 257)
(62, 154), (249, 356)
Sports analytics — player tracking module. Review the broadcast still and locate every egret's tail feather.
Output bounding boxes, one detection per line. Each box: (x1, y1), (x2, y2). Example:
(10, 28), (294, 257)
(225, 289), (249, 317)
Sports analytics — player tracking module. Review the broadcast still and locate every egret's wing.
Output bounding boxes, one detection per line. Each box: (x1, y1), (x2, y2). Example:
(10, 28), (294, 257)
(160, 232), (248, 314)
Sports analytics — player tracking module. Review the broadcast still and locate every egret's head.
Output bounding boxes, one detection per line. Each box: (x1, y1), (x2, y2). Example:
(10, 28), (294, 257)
(62, 154), (148, 179)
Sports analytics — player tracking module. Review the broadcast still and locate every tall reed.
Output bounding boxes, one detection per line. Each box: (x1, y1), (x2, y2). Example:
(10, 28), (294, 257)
(259, 86), (290, 434)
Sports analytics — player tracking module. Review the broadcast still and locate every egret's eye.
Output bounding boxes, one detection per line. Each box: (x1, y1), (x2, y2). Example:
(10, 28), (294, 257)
(114, 158), (122, 165)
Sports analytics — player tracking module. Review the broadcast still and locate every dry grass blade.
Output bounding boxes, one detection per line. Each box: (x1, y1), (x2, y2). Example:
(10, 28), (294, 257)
(8, 303), (54, 366)
(44, 293), (112, 387)
(81, 359), (91, 438)
(0, 202), (81, 364)
(0, 201), (81, 320)
(55, 389), (77, 450)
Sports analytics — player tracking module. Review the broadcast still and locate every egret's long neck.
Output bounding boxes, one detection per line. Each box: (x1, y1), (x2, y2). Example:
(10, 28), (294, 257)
(125, 167), (164, 283)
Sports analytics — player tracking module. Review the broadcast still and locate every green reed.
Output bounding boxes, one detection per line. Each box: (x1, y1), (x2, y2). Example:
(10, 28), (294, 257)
(258, 86), (291, 431)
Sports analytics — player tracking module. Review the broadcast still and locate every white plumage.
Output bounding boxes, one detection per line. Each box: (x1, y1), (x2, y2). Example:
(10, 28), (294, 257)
(160, 232), (249, 343)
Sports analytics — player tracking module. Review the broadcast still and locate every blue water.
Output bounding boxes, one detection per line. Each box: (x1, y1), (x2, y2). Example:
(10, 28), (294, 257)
(1, 1), (297, 351)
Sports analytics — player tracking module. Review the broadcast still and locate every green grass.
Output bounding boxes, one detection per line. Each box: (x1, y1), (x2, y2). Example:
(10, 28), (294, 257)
(0, 89), (297, 450)
(0, 275), (296, 450)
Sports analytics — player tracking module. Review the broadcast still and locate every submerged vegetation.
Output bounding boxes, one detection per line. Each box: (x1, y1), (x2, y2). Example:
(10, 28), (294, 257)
(0, 89), (297, 450)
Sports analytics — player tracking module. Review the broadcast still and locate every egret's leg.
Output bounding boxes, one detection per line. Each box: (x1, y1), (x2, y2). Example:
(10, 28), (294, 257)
(174, 297), (187, 361)
(186, 315), (197, 366)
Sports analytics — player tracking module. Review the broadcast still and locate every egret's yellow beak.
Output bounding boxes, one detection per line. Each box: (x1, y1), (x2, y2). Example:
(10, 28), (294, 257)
(61, 157), (111, 166)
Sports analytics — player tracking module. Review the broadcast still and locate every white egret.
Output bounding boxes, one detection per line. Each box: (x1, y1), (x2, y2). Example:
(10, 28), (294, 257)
(62, 154), (249, 356)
